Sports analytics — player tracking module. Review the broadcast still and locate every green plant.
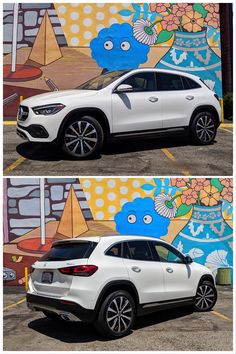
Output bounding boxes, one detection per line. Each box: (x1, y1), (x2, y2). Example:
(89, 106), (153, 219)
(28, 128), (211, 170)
(223, 92), (233, 120)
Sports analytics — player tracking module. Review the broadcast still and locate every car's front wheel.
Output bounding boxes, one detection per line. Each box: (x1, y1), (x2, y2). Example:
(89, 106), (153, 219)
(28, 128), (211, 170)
(95, 290), (135, 339)
(62, 116), (104, 158)
(190, 112), (217, 145)
(193, 280), (217, 312)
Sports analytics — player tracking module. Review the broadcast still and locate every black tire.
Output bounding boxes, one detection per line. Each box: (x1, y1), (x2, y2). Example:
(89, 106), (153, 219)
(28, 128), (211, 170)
(193, 280), (217, 312)
(62, 115), (104, 158)
(94, 290), (136, 339)
(190, 111), (217, 145)
(43, 310), (64, 321)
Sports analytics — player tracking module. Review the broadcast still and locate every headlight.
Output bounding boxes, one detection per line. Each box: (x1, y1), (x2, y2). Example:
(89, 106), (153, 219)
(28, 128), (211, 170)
(32, 103), (65, 115)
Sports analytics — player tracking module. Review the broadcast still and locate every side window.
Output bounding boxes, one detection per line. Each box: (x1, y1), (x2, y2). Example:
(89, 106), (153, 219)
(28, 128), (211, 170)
(126, 241), (153, 261)
(151, 242), (184, 264)
(105, 242), (122, 258)
(182, 76), (201, 89)
(121, 72), (156, 92)
(156, 73), (184, 91)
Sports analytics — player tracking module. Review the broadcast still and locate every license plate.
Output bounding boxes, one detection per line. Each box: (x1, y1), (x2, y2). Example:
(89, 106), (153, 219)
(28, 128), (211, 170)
(41, 271), (53, 284)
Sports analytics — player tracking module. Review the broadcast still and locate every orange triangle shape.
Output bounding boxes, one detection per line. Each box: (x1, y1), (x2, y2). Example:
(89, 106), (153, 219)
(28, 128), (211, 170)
(28, 11), (62, 66)
(57, 186), (88, 237)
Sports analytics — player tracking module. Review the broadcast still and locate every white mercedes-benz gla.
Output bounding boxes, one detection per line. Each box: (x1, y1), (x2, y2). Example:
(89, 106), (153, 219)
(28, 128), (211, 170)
(17, 68), (221, 159)
(27, 235), (217, 338)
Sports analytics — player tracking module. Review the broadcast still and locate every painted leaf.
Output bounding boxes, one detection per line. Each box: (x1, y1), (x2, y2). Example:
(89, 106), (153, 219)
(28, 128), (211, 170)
(193, 3), (208, 18)
(118, 9), (133, 16)
(143, 3), (149, 12)
(188, 248), (204, 259)
(141, 183), (155, 191)
(149, 13), (157, 22)
(155, 30), (173, 44)
(132, 3), (141, 12)
(175, 203), (192, 217)
(210, 178), (223, 192)
(132, 12), (141, 22)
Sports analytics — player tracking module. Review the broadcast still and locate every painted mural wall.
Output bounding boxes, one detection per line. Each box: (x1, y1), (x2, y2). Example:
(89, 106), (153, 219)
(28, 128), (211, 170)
(3, 177), (233, 285)
(3, 3), (222, 117)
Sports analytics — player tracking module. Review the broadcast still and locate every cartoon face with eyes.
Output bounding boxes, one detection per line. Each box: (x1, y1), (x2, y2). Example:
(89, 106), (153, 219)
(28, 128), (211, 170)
(90, 23), (150, 72)
(114, 197), (170, 238)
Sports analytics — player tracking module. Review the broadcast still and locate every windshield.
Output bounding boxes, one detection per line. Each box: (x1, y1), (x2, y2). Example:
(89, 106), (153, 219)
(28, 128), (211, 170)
(40, 241), (97, 261)
(77, 70), (129, 90)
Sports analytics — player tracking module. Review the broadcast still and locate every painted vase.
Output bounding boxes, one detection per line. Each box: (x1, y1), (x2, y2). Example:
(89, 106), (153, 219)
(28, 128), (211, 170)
(156, 30), (222, 97)
(172, 203), (233, 279)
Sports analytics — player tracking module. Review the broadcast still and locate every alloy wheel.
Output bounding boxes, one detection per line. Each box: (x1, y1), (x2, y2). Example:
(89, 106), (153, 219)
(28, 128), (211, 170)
(106, 296), (133, 333)
(64, 120), (98, 156)
(195, 284), (215, 310)
(195, 115), (216, 143)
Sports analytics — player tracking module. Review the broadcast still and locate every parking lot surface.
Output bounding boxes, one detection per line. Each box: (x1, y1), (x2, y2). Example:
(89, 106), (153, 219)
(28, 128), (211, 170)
(3, 124), (233, 176)
(3, 286), (233, 351)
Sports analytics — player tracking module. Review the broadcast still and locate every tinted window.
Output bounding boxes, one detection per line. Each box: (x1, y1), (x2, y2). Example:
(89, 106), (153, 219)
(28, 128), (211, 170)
(40, 242), (97, 261)
(157, 73), (184, 91)
(151, 242), (184, 263)
(121, 72), (156, 92)
(125, 241), (153, 261)
(182, 76), (201, 89)
(105, 242), (122, 258)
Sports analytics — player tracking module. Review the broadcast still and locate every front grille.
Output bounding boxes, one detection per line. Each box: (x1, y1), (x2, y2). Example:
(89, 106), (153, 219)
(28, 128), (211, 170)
(18, 105), (29, 121)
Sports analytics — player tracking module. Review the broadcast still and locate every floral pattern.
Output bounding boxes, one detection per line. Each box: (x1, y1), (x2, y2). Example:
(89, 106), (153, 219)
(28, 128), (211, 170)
(200, 185), (220, 206)
(182, 10), (204, 32)
(161, 14), (180, 31)
(133, 19), (158, 45)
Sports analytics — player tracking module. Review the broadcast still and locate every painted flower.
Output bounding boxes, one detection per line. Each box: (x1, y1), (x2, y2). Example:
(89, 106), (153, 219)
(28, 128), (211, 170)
(154, 193), (177, 218)
(181, 189), (198, 205)
(221, 187), (233, 203)
(171, 178), (190, 188)
(150, 3), (170, 14)
(203, 3), (219, 14)
(205, 12), (219, 29)
(219, 178), (233, 188)
(172, 3), (193, 17)
(191, 178), (210, 192)
(205, 249), (229, 275)
(200, 185), (220, 206)
(161, 14), (180, 31)
(182, 10), (204, 32)
(133, 19), (158, 45)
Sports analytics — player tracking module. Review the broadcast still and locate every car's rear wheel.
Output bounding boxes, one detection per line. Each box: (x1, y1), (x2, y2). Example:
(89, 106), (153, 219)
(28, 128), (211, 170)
(190, 112), (217, 145)
(94, 290), (135, 339)
(193, 280), (217, 312)
(62, 116), (104, 158)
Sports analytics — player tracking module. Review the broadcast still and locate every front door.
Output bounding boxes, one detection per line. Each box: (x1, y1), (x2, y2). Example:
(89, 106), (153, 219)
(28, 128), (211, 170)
(112, 71), (163, 133)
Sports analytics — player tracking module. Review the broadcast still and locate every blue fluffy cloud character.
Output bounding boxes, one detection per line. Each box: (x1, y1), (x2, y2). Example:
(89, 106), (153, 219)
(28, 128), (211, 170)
(90, 23), (150, 72)
(114, 197), (170, 238)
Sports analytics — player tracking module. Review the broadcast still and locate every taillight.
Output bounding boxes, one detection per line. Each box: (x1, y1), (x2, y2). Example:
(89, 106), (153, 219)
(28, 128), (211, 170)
(59, 265), (98, 277)
(214, 93), (220, 102)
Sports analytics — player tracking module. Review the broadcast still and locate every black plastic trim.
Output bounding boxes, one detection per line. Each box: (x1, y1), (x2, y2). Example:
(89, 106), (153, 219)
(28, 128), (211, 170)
(17, 124), (49, 138)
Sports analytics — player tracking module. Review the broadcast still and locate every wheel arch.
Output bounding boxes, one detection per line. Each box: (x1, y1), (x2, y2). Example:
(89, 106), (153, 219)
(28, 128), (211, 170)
(94, 280), (140, 315)
(189, 105), (220, 127)
(197, 274), (215, 288)
(57, 107), (111, 141)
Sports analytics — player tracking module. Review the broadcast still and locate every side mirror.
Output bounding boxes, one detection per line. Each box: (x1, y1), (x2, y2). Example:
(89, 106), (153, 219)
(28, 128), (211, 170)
(184, 255), (193, 264)
(115, 84), (133, 93)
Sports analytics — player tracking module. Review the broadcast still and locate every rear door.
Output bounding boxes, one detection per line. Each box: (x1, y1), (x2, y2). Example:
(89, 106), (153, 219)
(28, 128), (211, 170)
(31, 241), (97, 297)
(156, 72), (198, 128)
(122, 240), (165, 304)
(150, 241), (195, 300)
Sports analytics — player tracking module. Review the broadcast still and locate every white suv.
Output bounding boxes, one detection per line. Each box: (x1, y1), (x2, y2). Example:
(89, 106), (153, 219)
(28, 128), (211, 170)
(17, 68), (221, 159)
(27, 235), (217, 338)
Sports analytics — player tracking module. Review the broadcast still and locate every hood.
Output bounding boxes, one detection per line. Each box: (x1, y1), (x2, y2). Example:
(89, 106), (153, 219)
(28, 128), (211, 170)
(21, 89), (98, 107)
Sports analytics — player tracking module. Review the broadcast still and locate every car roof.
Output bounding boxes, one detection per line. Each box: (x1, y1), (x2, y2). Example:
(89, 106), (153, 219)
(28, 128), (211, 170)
(53, 235), (168, 245)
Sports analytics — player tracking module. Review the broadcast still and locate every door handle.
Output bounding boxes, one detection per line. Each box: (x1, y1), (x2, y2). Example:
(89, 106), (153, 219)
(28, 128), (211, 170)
(186, 95), (194, 100)
(166, 267), (173, 273)
(149, 96), (158, 102)
(131, 266), (141, 273)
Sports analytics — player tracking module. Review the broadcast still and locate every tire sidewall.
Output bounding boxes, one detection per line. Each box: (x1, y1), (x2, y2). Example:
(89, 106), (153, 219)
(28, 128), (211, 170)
(194, 280), (217, 312)
(62, 115), (104, 158)
(191, 112), (217, 145)
(95, 290), (136, 339)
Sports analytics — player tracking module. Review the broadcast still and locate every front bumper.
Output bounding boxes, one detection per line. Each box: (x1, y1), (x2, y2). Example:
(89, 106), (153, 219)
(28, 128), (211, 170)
(17, 124), (49, 140)
(26, 293), (95, 323)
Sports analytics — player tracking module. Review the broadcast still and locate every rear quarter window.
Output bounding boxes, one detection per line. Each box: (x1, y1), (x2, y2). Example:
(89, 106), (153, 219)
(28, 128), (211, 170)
(40, 241), (97, 261)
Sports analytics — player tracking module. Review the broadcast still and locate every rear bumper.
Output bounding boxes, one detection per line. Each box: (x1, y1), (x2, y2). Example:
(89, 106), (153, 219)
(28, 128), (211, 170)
(26, 293), (95, 323)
